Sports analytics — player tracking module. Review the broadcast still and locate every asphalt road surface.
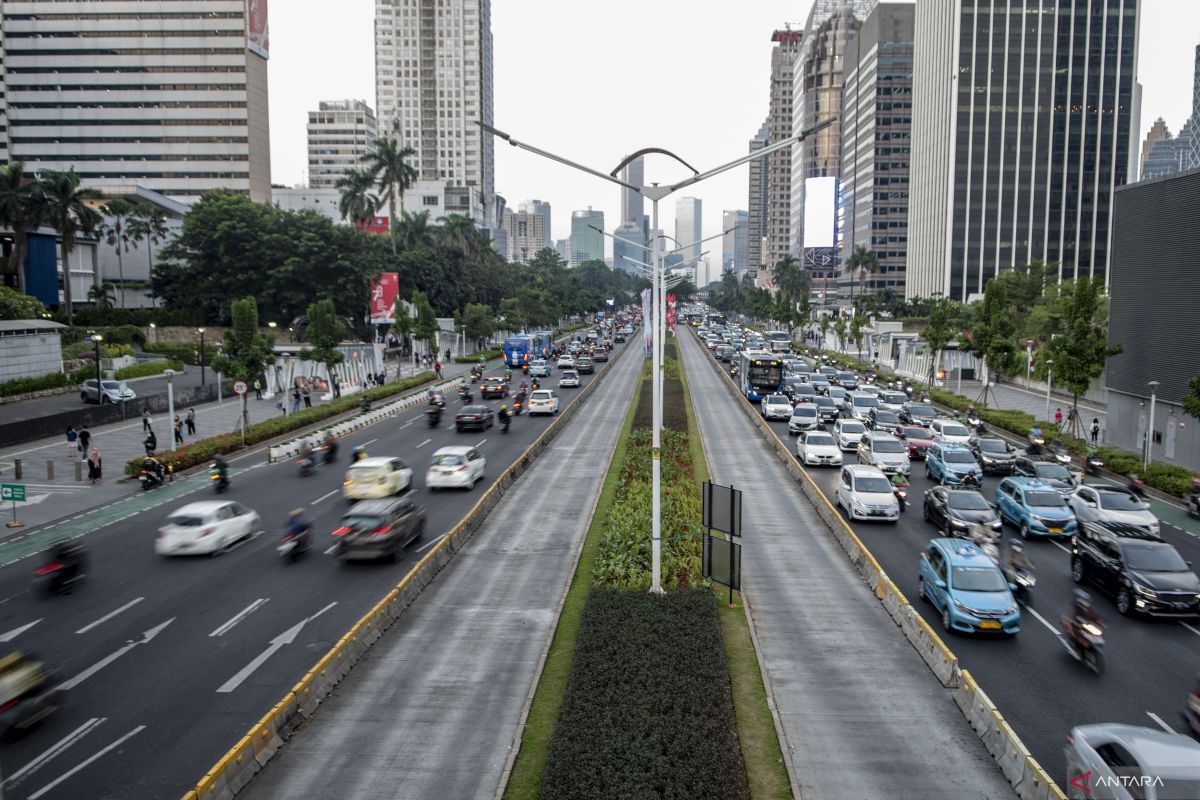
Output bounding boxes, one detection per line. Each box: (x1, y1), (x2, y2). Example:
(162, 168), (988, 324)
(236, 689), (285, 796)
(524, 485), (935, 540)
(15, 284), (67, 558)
(695, 334), (1200, 791)
(0, 344), (623, 800)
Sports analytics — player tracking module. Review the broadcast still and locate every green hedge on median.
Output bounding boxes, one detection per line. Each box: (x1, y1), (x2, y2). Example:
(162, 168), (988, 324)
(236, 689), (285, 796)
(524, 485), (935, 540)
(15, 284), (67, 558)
(453, 347), (502, 364)
(123, 371), (436, 477)
(114, 360), (185, 381)
(540, 588), (749, 800)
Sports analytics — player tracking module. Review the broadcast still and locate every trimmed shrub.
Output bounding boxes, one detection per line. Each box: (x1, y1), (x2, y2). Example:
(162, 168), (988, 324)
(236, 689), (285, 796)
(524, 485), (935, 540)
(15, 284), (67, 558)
(540, 588), (749, 800)
(454, 347), (502, 364)
(0, 372), (73, 398)
(143, 342), (219, 366)
(115, 360), (185, 381)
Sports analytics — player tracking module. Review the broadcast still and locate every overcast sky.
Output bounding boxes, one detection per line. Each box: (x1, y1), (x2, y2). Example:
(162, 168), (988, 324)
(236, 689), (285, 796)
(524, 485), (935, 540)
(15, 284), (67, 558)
(269, 0), (1196, 270)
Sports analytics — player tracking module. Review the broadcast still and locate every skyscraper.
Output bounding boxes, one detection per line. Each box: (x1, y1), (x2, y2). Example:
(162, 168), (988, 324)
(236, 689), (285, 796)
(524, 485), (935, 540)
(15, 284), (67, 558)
(908, 0), (1139, 301)
(521, 199), (552, 250)
(674, 197), (702, 263)
(308, 101), (378, 189)
(839, 3), (913, 299)
(722, 210), (749, 275)
(613, 220), (647, 274)
(0, 0), (272, 202)
(374, 0), (495, 225)
(569, 208), (604, 267)
(1140, 45), (1200, 181)
(621, 157), (645, 224)
(503, 207), (546, 264)
(765, 29), (803, 272)
(747, 118), (770, 273)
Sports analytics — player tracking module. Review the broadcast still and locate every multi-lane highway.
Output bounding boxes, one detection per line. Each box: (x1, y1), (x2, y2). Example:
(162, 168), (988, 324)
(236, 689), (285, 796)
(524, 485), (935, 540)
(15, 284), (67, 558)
(692, 329), (1200, 786)
(0, 340), (623, 800)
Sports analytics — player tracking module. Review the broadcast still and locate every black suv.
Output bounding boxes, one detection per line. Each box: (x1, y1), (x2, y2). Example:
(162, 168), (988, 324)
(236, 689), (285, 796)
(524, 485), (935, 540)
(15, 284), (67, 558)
(968, 436), (1017, 474)
(333, 497), (426, 562)
(1012, 455), (1077, 492)
(923, 486), (1003, 538)
(1071, 521), (1200, 617)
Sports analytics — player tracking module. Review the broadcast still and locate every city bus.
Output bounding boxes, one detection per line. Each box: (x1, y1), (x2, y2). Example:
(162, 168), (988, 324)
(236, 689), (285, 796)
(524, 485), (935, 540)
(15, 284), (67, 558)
(706, 313), (727, 327)
(765, 331), (792, 353)
(530, 330), (554, 360)
(737, 351), (784, 402)
(503, 335), (534, 368)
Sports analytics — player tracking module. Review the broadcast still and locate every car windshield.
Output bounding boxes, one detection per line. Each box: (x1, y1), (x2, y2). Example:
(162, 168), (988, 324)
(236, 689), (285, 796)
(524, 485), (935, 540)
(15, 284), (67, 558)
(840, 422), (865, 433)
(168, 514), (207, 527)
(874, 411), (900, 425)
(945, 450), (976, 463)
(1026, 491), (1066, 507)
(792, 406), (816, 417)
(855, 477), (893, 493)
(812, 397), (835, 407)
(952, 566), (1009, 592)
(1096, 491), (1145, 511)
(941, 423), (970, 436)
(907, 405), (935, 417)
(101, 381), (123, 390)
(795, 385), (815, 394)
(432, 454), (464, 467)
(880, 392), (907, 404)
(976, 439), (1008, 453)
(1034, 463), (1071, 479)
(837, 372), (856, 381)
(807, 434), (835, 446)
(852, 396), (879, 408)
(901, 427), (929, 439)
(1123, 543), (1189, 572)
(562, 371), (578, 378)
(531, 391), (552, 400)
(871, 438), (904, 453)
(460, 406), (487, 414)
(949, 492), (992, 510)
(340, 514), (384, 530)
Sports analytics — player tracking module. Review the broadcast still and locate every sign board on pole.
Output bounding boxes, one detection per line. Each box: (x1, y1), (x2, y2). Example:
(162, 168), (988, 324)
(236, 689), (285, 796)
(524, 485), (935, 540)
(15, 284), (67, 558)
(369, 273), (400, 324)
(1, 484), (26, 502)
(703, 534), (741, 591)
(702, 481), (742, 536)
(232, 381), (248, 396)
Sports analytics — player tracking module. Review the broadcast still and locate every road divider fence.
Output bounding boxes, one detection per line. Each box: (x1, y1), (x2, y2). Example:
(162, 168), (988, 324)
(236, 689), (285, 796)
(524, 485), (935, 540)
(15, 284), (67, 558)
(181, 340), (632, 800)
(689, 331), (1065, 800)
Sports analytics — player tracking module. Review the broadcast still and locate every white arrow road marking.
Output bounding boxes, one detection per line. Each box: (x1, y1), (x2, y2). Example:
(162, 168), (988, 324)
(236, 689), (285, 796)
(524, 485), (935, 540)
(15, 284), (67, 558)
(59, 619), (175, 691)
(76, 597), (144, 634)
(28, 725), (146, 800)
(4, 717), (104, 788)
(1146, 711), (1176, 734)
(216, 602), (337, 693)
(0, 618), (42, 642)
(209, 599), (268, 637)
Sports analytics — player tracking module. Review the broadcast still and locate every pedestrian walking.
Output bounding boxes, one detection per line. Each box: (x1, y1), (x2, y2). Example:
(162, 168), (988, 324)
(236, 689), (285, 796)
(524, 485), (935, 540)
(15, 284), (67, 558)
(434, 360), (443, 380)
(276, 397), (287, 417)
(253, 378), (263, 400)
(302, 385), (312, 408)
(65, 426), (78, 459)
(291, 387), (301, 413)
(1090, 417), (1101, 444)
(142, 407), (152, 433)
(185, 407), (196, 435)
(78, 426), (91, 455)
(1054, 408), (1063, 430)
(173, 415), (184, 445)
(332, 378), (341, 399)
(1066, 407), (1076, 431)
(445, 348), (451, 362)
(143, 429), (157, 456)
(87, 447), (102, 484)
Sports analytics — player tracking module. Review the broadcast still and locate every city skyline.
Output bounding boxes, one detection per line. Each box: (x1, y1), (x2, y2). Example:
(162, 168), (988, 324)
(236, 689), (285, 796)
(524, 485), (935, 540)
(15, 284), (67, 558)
(268, 1), (1193, 265)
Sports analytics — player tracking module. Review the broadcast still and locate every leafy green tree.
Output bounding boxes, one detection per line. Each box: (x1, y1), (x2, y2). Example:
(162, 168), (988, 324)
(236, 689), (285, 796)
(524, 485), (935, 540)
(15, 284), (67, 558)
(87, 282), (116, 311)
(498, 297), (526, 334)
(833, 317), (847, 352)
(1040, 276), (1121, 435)
(967, 278), (1018, 401)
(922, 296), (960, 386)
(1183, 374), (1200, 422)
(361, 138), (417, 254)
(844, 245), (880, 310)
(412, 290), (440, 356)
(210, 296), (275, 436)
(391, 300), (414, 355)
(38, 169), (102, 325)
(460, 303), (495, 351)
(772, 257), (809, 305)
(0, 161), (46, 295)
(99, 198), (138, 308)
(395, 210), (434, 251)
(818, 314), (831, 347)
(0, 285), (48, 320)
(850, 314), (866, 365)
(300, 299), (346, 385)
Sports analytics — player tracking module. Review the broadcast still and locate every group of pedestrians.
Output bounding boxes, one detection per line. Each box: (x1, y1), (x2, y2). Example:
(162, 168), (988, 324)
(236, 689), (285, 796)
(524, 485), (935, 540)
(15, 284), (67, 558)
(1052, 406), (1103, 443)
(64, 425), (102, 484)
(140, 407), (196, 455)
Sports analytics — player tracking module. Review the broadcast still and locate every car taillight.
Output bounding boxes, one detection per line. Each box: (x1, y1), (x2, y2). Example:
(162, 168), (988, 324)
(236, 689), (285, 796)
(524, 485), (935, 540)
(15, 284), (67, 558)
(370, 526), (390, 536)
(474, 415), (481, 420)
(332, 526), (353, 537)
(198, 526), (216, 538)
(34, 563), (62, 576)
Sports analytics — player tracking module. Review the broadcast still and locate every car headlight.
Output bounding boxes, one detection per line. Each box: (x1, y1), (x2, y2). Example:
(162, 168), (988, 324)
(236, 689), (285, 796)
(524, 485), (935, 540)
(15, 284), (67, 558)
(981, 455), (995, 464)
(1131, 582), (1158, 598)
(950, 518), (969, 529)
(990, 520), (1003, 530)
(953, 599), (977, 615)
(852, 498), (867, 510)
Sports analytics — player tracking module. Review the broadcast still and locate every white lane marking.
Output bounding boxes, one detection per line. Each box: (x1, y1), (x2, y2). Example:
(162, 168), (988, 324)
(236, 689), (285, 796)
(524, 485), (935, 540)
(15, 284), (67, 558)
(1050, 540), (1071, 554)
(209, 598), (268, 637)
(28, 725), (146, 800)
(1023, 605), (1061, 636)
(415, 533), (445, 553)
(1146, 711), (1177, 734)
(75, 597), (144, 635)
(324, 544), (338, 555)
(362, 438), (378, 447)
(216, 602), (337, 693)
(407, 414), (423, 423)
(4, 717), (104, 787)
(311, 489), (338, 505)
(1181, 622), (1200, 638)
(0, 618), (42, 642)
(475, 438), (487, 448)
(399, 421), (414, 429)
(415, 438), (431, 449)
(59, 618), (175, 691)
(446, 424), (456, 430)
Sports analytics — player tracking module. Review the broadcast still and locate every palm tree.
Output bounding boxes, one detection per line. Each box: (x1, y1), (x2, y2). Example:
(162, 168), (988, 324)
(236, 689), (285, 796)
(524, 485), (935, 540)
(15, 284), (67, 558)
(771, 256), (810, 305)
(38, 169), (102, 325)
(436, 213), (485, 259)
(87, 282), (116, 311)
(361, 138), (417, 254)
(395, 210), (434, 251)
(0, 162), (46, 295)
(335, 167), (378, 228)
(100, 198), (137, 309)
(127, 203), (169, 307)
(843, 245), (880, 311)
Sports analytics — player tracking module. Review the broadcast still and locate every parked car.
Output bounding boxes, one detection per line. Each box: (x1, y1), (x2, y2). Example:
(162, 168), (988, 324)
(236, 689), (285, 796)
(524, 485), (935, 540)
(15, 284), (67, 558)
(81, 378), (136, 405)
(796, 430), (843, 467)
(528, 389), (560, 415)
(342, 457), (414, 500)
(787, 402), (821, 434)
(1071, 520), (1199, 617)
(155, 500), (261, 556)
(968, 436), (1017, 474)
(897, 425), (934, 460)
(558, 370), (581, 388)
(835, 464), (900, 523)
(833, 418), (867, 451)
(925, 443), (983, 486)
(455, 405), (495, 432)
(331, 497), (425, 562)
(761, 393), (794, 421)
(479, 377), (508, 398)
(923, 486), (1003, 538)
(918, 538), (1020, 635)
(1065, 724), (1200, 800)
(426, 446), (486, 491)
(1068, 485), (1159, 537)
(1012, 456), (1079, 492)
(994, 477), (1078, 539)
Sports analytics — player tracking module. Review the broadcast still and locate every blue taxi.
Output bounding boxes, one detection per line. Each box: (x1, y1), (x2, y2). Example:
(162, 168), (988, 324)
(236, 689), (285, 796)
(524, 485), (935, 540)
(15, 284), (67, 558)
(918, 538), (1021, 635)
(994, 476), (1078, 539)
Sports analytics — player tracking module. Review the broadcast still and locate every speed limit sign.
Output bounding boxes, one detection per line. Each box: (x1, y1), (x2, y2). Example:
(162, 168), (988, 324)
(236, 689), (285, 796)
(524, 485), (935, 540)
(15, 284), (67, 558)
(233, 381), (248, 395)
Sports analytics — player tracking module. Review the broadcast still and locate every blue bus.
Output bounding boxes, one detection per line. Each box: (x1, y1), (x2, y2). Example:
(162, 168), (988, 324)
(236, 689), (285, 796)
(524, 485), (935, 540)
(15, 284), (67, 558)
(530, 330), (554, 360)
(737, 351), (784, 402)
(503, 336), (534, 368)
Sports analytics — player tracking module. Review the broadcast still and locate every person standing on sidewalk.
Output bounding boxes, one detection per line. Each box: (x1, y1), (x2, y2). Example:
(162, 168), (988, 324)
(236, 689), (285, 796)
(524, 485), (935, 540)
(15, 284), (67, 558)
(87, 447), (102, 485)
(142, 407), (152, 433)
(291, 386), (301, 413)
(1054, 408), (1063, 430)
(253, 378), (262, 400)
(1091, 418), (1101, 444)
(302, 385), (312, 408)
(173, 415), (184, 445)
(65, 426), (78, 459)
(434, 360), (443, 380)
(78, 426), (92, 456)
(185, 407), (196, 436)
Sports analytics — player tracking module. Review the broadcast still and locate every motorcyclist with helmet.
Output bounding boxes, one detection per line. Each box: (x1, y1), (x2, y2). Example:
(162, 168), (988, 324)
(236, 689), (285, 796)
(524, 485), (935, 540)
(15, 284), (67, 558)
(351, 445), (368, 463)
(1187, 477), (1200, 517)
(141, 454), (166, 485)
(499, 404), (511, 433)
(960, 469), (981, 489)
(283, 507), (312, 555)
(1062, 589), (1102, 646)
(1004, 540), (1034, 582)
(298, 440), (316, 471)
(322, 431), (339, 463)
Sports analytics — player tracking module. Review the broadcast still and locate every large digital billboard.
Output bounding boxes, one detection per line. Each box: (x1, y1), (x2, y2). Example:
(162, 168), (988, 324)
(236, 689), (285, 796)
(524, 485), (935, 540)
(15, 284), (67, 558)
(247, 0), (269, 59)
(803, 176), (837, 250)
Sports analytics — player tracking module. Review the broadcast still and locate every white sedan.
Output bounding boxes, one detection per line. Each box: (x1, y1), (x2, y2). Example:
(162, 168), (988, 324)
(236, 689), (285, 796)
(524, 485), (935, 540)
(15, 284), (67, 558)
(559, 370), (581, 388)
(528, 389), (560, 415)
(156, 500), (261, 556)
(426, 446), (486, 490)
(556, 355), (576, 369)
(342, 457), (413, 500)
(797, 431), (843, 467)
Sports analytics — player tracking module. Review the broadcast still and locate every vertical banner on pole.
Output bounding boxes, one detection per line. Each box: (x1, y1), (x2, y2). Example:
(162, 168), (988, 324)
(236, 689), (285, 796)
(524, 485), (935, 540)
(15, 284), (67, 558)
(369, 273), (400, 325)
(666, 292), (677, 333)
(641, 287), (653, 358)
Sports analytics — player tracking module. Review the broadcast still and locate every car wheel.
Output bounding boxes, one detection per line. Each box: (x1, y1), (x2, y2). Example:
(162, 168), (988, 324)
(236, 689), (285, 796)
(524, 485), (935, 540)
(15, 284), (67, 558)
(922, 504), (931, 523)
(80, 392), (89, 402)
(925, 465), (932, 480)
(918, 576), (928, 603)
(1020, 521), (1031, 540)
(941, 606), (952, 633)
(1071, 558), (1085, 584)
(1117, 588), (1133, 616)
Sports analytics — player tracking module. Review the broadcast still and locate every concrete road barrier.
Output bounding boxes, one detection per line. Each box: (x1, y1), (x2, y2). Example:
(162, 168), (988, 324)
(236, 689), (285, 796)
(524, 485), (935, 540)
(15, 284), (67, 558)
(691, 333), (1065, 800)
(181, 342), (632, 800)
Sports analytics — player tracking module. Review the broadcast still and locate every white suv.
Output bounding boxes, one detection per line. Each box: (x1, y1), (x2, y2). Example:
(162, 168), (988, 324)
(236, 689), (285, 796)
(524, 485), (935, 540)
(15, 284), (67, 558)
(835, 464), (900, 522)
(556, 355), (575, 369)
(856, 432), (911, 476)
(833, 418), (867, 451)
(528, 389), (560, 415)
(760, 394), (793, 421)
(1065, 724), (1200, 800)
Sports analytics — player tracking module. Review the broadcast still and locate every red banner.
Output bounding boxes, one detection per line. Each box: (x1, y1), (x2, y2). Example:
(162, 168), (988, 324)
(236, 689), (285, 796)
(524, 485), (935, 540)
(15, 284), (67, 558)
(246, 0), (269, 59)
(369, 273), (399, 324)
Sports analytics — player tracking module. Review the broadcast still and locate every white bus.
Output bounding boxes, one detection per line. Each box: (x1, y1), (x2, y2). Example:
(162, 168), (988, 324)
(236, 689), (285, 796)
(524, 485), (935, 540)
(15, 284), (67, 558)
(765, 331), (792, 353)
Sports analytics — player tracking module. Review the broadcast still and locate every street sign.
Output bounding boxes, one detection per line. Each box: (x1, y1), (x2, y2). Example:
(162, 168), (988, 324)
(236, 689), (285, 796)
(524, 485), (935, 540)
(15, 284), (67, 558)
(1, 484), (25, 502)
(702, 481), (742, 536)
(232, 381), (248, 395)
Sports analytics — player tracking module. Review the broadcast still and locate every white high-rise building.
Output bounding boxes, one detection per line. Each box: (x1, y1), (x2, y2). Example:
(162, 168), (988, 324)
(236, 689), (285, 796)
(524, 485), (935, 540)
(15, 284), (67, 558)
(0, 0), (272, 202)
(503, 207), (546, 264)
(374, 0), (495, 226)
(674, 197), (701, 263)
(308, 100), (378, 190)
(569, 208), (604, 267)
(520, 199), (552, 250)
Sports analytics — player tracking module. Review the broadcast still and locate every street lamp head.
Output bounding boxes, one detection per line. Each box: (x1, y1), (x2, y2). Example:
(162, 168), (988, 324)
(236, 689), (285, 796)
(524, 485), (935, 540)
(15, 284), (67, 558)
(90, 333), (103, 343)
(149, 322), (156, 329)
(197, 327), (206, 334)
(163, 369), (175, 379)
(268, 321), (277, 328)
(1148, 380), (1160, 389)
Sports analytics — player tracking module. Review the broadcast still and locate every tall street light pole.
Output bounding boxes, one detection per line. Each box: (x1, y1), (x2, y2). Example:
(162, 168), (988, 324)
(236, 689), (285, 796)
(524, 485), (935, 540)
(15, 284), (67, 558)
(1145, 380), (1160, 471)
(481, 119), (835, 594)
(1045, 359), (1054, 424)
(90, 333), (104, 393)
(198, 327), (207, 387)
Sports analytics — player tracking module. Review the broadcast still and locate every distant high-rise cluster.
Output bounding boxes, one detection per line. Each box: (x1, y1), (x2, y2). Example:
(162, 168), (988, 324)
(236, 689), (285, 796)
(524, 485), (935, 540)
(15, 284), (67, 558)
(570, 208), (605, 268)
(1139, 45), (1200, 181)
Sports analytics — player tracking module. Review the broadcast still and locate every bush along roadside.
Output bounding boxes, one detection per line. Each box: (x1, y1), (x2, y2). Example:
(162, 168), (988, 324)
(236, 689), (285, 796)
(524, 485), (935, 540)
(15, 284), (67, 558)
(0, 367), (94, 399)
(123, 371), (435, 477)
(454, 347), (502, 364)
(114, 359), (185, 381)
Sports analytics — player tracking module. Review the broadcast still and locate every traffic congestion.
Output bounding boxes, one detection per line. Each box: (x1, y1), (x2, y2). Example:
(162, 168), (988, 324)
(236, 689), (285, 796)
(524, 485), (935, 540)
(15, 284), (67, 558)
(689, 311), (1200, 795)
